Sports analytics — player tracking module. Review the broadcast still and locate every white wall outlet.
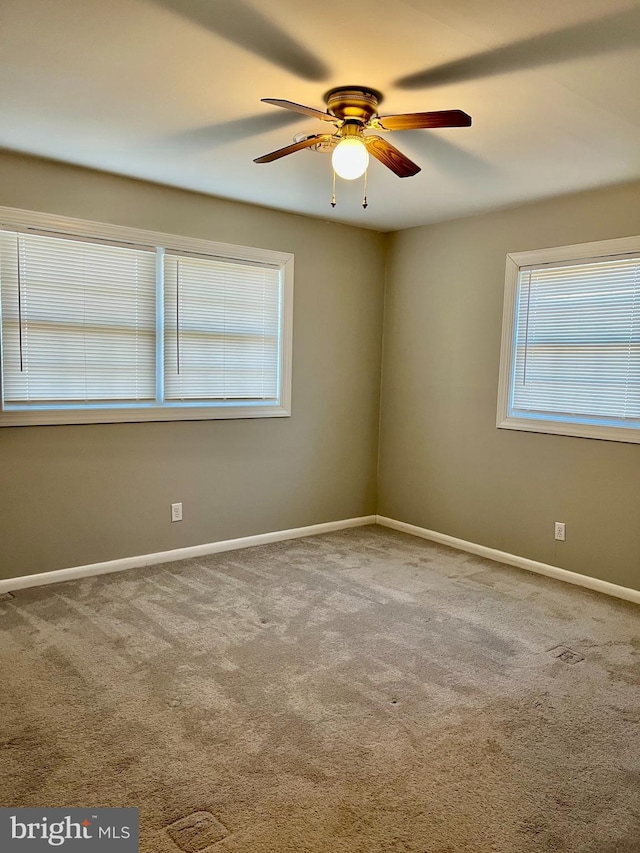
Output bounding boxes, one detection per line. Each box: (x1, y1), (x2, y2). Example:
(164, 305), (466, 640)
(171, 502), (183, 523)
(554, 521), (566, 541)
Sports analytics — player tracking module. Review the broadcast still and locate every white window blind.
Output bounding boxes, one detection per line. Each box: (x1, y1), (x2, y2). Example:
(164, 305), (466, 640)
(163, 253), (281, 402)
(510, 255), (640, 427)
(0, 206), (293, 426)
(0, 230), (156, 405)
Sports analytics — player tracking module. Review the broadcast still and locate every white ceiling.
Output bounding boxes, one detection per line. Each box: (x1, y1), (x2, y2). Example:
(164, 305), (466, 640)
(1, 0), (640, 231)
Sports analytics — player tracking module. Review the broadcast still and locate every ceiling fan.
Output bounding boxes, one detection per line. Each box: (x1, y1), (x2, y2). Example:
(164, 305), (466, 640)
(254, 86), (472, 180)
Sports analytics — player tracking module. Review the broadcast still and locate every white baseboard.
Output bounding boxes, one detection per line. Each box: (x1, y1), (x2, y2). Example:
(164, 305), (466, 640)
(376, 516), (640, 606)
(5, 514), (638, 607)
(0, 515), (377, 594)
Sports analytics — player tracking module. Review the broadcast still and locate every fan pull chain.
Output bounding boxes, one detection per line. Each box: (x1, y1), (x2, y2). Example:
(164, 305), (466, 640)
(362, 168), (368, 209)
(331, 168), (336, 208)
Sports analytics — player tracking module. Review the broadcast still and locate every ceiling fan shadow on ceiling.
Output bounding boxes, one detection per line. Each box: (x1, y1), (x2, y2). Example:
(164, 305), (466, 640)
(254, 86), (472, 209)
(163, 111), (302, 151)
(153, 0), (329, 82)
(394, 6), (640, 89)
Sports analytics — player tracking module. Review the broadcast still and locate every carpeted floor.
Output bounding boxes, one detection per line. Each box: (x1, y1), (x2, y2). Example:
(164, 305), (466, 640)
(1, 525), (639, 852)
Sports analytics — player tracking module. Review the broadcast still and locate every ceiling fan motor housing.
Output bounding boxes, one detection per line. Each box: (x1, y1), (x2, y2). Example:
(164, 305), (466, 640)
(324, 87), (383, 123)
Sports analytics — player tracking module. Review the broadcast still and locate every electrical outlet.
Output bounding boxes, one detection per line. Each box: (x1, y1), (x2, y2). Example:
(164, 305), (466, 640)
(171, 502), (183, 523)
(554, 521), (566, 541)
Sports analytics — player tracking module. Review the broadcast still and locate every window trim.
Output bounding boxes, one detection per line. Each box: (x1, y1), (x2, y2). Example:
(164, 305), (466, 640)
(496, 234), (640, 445)
(0, 206), (293, 427)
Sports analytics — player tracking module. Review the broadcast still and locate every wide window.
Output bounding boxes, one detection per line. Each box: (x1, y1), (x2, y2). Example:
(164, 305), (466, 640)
(497, 236), (640, 443)
(0, 207), (293, 426)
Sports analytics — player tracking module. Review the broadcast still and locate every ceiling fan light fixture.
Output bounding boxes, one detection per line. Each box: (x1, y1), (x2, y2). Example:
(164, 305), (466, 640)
(331, 137), (369, 180)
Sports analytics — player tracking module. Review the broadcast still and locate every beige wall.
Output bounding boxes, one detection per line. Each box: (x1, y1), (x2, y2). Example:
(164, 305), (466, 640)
(2, 150), (639, 594)
(379, 180), (640, 592)
(0, 152), (385, 579)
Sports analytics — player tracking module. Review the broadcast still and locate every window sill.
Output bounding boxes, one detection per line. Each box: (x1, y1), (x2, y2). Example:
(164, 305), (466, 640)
(0, 401), (291, 427)
(497, 413), (640, 444)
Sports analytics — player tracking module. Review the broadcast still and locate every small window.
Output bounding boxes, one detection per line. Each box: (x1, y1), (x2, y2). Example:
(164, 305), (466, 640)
(497, 236), (640, 443)
(0, 207), (293, 426)
(163, 253), (281, 404)
(0, 231), (157, 406)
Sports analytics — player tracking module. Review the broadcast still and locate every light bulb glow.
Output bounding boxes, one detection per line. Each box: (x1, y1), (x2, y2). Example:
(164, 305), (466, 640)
(331, 137), (369, 180)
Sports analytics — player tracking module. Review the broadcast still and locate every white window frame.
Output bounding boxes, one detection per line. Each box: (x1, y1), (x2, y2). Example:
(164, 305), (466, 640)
(0, 206), (293, 427)
(497, 234), (640, 445)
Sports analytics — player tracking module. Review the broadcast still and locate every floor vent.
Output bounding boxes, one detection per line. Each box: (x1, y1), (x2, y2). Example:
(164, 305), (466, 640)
(550, 645), (585, 664)
(166, 811), (229, 851)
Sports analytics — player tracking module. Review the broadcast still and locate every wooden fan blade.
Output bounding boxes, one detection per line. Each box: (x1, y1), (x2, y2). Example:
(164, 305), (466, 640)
(378, 110), (472, 131)
(254, 135), (327, 163)
(261, 98), (336, 122)
(365, 136), (421, 178)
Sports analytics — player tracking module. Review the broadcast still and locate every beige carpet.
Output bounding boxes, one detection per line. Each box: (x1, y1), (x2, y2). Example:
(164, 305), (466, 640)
(1, 525), (639, 852)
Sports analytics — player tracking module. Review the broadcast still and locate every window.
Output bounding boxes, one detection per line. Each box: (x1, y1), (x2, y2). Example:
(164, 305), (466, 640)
(497, 236), (640, 444)
(0, 207), (293, 426)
